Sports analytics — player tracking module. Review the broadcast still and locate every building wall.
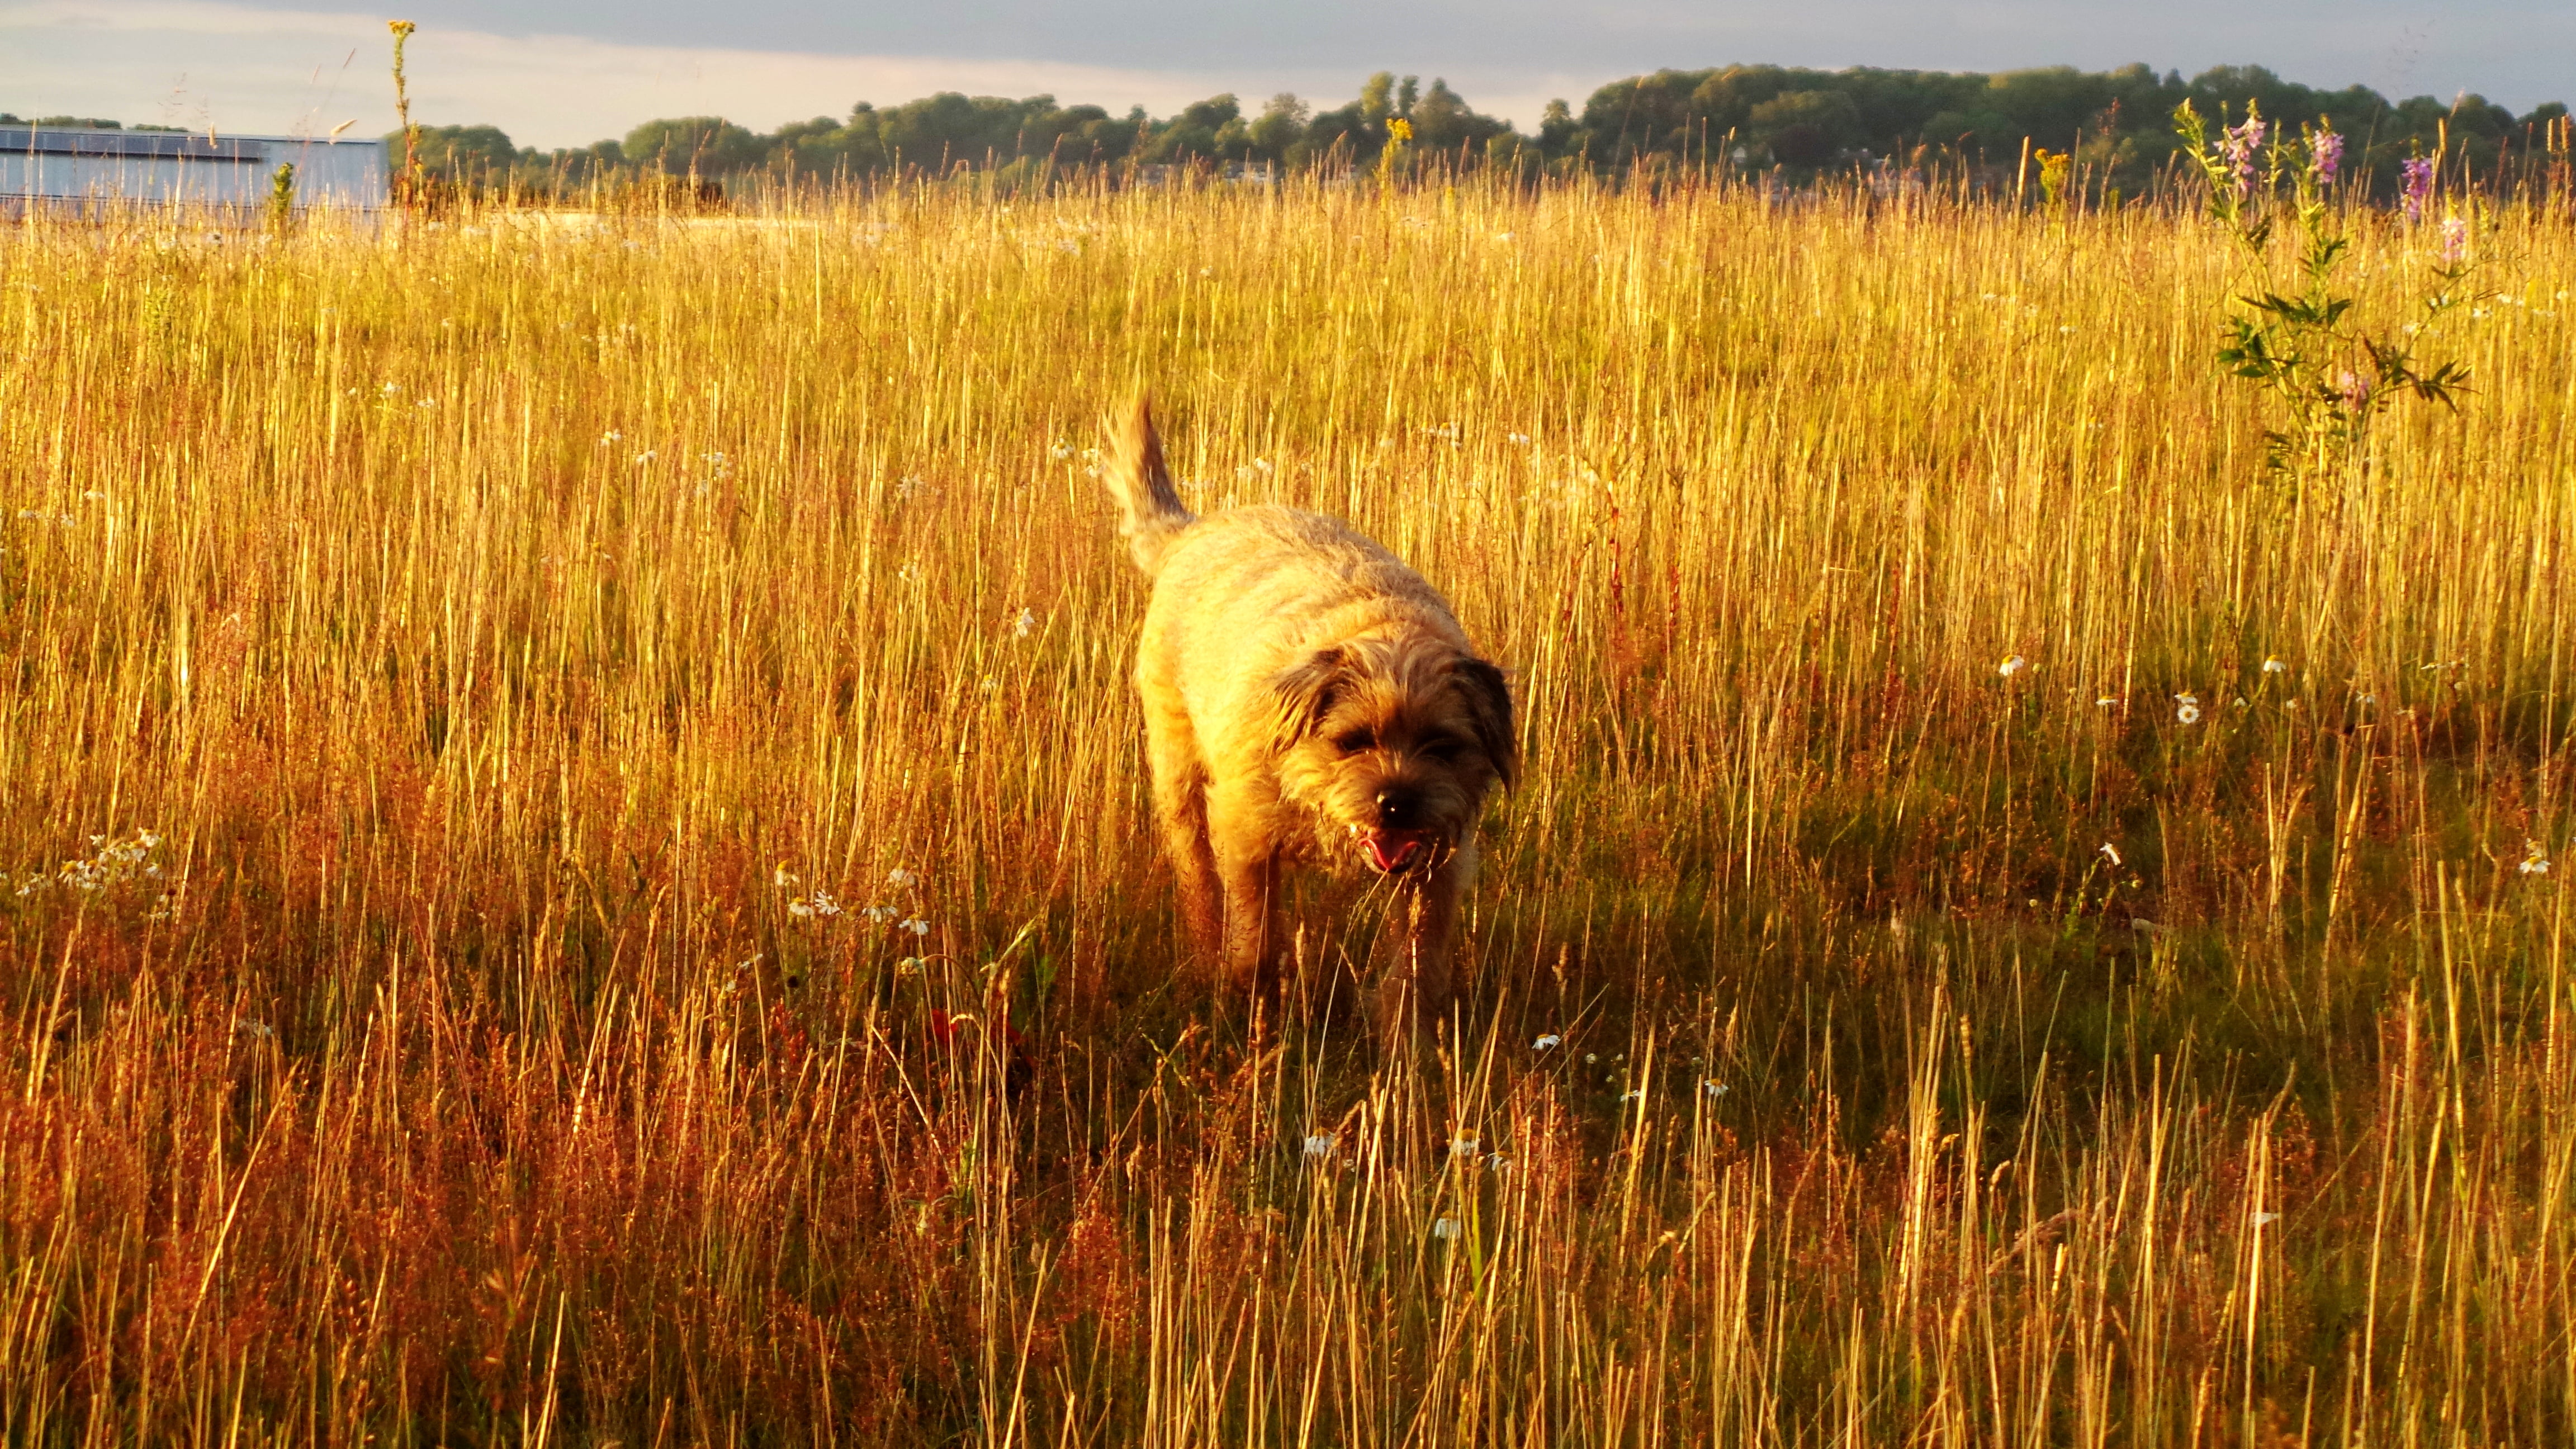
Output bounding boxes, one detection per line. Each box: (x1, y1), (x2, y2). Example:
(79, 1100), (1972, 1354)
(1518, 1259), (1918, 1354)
(262, 138), (387, 208)
(0, 129), (387, 212)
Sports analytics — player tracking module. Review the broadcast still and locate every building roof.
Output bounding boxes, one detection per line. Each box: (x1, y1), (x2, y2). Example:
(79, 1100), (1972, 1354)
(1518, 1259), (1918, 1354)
(0, 126), (382, 162)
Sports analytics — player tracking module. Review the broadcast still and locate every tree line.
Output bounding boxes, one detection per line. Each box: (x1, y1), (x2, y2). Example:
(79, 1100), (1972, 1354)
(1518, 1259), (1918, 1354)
(17, 58), (2568, 198)
(1573, 63), (2563, 190)
(397, 73), (1518, 195)
(401, 63), (2565, 200)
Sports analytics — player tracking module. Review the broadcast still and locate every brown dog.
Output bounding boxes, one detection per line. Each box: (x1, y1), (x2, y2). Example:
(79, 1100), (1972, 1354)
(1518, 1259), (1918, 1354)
(1103, 397), (1516, 1036)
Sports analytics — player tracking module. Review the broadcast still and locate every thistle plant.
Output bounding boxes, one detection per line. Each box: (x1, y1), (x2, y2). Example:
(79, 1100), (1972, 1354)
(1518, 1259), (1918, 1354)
(2172, 100), (2471, 485)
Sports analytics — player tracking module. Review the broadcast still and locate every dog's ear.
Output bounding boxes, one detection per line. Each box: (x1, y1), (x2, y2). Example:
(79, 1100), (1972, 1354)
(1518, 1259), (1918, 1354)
(1268, 647), (1348, 750)
(1452, 656), (1518, 790)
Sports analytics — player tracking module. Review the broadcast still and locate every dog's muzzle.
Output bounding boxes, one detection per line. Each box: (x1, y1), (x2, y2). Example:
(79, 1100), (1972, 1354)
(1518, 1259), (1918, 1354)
(1358, 827), (1434, 874)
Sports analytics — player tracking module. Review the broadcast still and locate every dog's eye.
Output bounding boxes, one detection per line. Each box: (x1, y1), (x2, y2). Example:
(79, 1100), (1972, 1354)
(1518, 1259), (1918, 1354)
(1333, 730), (1375, 755)
(1421, 738), (1462, 761)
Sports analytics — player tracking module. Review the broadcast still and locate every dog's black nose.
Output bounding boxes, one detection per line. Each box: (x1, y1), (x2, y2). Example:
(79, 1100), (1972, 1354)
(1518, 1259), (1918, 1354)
(1375, 790), (1419, 827)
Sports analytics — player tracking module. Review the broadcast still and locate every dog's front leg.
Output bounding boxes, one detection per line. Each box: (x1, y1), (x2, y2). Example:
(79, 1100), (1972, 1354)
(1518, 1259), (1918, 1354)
(1152, 782), (1222, 962)
(1205, 785), (1284, 993)
(1140, 696), (1224, 963)
(1215, 848), (1282, 993)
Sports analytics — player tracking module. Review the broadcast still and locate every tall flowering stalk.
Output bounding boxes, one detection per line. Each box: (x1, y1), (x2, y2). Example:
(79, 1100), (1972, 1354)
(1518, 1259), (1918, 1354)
(2174, 101), (2471, 486)
(2217, 112), (2266, 200)
(2034, 147), (2071, 209)
(2174, 101), (2250, 224)
(389, 20), (420, 211)
(1379, 116), (1413, 186)
(2309, 129), (2343, 185)
(2400, 157), (2435, 222)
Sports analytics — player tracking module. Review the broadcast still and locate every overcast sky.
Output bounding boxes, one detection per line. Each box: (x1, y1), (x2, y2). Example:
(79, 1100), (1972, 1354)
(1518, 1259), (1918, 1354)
(3, 1), (2565, 150)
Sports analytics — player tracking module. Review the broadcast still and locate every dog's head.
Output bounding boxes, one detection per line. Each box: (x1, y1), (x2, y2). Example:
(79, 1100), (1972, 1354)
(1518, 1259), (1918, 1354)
(1268, 637), (1516, 875)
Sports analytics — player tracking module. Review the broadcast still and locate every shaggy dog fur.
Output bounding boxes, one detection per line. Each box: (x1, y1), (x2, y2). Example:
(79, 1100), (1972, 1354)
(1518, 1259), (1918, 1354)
(1102, 396), (1516, 1037)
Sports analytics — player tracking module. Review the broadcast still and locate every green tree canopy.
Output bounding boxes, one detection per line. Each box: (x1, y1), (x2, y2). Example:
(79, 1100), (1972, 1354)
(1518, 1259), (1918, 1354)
(383, 123), (527, 181)
(345, 61), (2564, 198)
(622, 117), (762, 175)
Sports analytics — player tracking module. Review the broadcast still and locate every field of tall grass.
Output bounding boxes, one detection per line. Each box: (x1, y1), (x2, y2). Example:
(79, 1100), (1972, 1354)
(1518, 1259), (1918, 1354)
(2, 174), (2570, 1445)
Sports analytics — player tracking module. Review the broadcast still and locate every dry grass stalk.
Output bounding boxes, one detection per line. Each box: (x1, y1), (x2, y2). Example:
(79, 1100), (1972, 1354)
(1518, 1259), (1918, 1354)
(0, 176), (2569, 1444)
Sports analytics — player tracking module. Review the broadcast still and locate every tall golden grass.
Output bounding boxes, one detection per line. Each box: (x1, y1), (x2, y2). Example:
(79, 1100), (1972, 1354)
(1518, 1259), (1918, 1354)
(1, 176), (2570, 1445)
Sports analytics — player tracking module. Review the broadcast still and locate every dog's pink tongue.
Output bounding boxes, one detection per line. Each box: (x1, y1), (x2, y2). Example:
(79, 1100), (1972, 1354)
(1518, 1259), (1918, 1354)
(1362, 831), (1426, 873)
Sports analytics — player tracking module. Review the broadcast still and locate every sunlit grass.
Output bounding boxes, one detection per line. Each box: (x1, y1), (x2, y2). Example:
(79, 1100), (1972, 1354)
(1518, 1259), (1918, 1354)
(1, 177), (2570, 1444)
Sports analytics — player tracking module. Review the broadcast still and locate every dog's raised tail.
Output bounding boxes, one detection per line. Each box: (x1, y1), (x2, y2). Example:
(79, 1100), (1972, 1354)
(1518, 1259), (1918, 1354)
(1104, 395), (1196, 576)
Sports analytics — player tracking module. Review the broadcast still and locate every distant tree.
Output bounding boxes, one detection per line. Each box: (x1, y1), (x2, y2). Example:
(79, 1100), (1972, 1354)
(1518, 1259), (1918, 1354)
(1246, 93), (1310, 164)
(1530, 100), (1572, 154)
(622, 117), (761, 175)
(1142, 94), (1242, 163)
(1052, 105), (1143, 164)
(1409, 79), (1511, 155)
(385, 123), (524, 182)
(1359, 73), (1396, 127)
(763, 115), (849, 176)
(1748, 90), (1863, 164)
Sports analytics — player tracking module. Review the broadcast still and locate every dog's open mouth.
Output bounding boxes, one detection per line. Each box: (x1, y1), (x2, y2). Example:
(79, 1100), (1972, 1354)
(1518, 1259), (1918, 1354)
(1359, 827), (1434, 874)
